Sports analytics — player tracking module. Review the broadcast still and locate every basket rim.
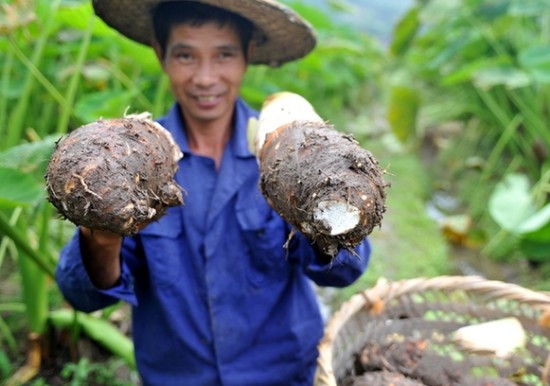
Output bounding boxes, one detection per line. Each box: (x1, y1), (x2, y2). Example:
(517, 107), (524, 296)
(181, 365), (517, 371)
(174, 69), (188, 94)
(314, 275), (550, 386)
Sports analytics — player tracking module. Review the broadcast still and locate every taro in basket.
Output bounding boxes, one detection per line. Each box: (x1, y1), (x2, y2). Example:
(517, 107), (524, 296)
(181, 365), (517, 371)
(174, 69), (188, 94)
(314, 275), (550, 386)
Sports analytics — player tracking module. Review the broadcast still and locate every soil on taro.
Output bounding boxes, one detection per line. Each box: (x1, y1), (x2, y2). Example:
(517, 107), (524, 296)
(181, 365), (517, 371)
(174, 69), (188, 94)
(45, 116), (183, 236)
(259, 121), (387, 257)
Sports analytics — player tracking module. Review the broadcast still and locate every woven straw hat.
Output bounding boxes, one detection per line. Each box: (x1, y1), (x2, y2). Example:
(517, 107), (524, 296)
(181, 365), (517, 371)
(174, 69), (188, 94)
(92, 0), (316, 66)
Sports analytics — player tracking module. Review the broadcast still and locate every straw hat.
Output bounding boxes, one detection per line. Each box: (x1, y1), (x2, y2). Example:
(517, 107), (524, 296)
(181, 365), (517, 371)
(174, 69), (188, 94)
(92, 0), (317, 66)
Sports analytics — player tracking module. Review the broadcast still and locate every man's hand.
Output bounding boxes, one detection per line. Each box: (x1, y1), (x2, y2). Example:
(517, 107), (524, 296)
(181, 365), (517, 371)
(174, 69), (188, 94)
(80, 227), (123, 289)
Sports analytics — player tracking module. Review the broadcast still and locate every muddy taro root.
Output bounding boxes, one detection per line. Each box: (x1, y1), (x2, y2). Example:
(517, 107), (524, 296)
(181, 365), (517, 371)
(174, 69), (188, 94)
(259, 121), (387, 257)
(45, 114), (183, 235)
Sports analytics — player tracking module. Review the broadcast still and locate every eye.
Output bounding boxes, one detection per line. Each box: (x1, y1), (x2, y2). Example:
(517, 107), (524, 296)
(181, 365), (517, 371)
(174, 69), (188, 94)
(176, 52), (193, 60)
(218, 50), (237, 60)
(171, 50), (194, 62)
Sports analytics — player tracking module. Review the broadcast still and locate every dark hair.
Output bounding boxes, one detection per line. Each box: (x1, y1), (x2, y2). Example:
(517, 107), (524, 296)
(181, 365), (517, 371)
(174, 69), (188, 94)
(151, 1), (254, 60)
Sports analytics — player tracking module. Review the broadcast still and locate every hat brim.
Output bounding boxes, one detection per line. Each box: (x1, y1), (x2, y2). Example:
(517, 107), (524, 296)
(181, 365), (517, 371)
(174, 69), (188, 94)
(92, 0), (317, 66)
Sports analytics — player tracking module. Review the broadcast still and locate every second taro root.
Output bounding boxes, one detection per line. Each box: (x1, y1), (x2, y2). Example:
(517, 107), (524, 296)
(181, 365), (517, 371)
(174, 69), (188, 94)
(45, 113), (184, 235)
(354, 339), (521, 386)
(253, 92), (387, 257)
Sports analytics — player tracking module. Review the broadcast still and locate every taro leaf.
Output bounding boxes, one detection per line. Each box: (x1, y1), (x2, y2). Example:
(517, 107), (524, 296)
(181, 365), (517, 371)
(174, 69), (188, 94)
(519, 238), (550, 262)
(522, 221), (550, 242)
(283, 1), (333, 30)
(73, 89), (136, 123)
(0, 135), (59, 181)
(118, 40), (161, 74)
(420, 0), (462, 24)
(55, 1), (160, 72)
(0, 167), (44, 208)
(509, 0), (550, 16)
(489, 173), (550, 235)
(427, 38), (466, 71)
(476, 1), (509, 21)
(516, 204), (550, 234)
(472, 64), (531, 90)
(55, 1), (109, 38)
(443, 57), (490, 86)
(390, 6), (420, 57)
(387, 84), (420, 143)
(442, 57), (523, 86)
(488, 173), (535, 233)
(518, 45), (550, 84)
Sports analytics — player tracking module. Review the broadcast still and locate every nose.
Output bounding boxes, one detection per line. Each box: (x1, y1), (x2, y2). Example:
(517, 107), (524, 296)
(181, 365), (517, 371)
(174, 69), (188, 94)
(193, 60), (217, 87)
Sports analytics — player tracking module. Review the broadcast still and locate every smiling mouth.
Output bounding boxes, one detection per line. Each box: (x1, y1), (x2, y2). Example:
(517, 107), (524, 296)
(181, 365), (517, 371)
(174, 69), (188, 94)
(195, 95), (219, 102)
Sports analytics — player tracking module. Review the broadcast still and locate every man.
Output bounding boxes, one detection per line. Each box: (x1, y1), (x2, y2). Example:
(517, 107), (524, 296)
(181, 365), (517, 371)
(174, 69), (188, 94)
(55, 1), (372, 385)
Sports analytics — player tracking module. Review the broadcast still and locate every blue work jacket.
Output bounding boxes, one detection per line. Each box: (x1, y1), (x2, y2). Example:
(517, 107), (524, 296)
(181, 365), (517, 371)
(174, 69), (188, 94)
(55, 98), (371, 386)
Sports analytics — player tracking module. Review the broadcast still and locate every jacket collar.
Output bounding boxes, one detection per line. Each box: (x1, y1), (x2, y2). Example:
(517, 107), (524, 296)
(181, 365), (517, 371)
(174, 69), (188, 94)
(162, 98), (258, 160)
(160, 98), (260, 226)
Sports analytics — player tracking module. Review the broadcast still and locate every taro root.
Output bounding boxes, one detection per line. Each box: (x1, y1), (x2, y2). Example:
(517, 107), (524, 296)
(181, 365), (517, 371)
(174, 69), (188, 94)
(346, 372), (426, 386)
(45, 113), (183, 235)
(250, 92), (388, 257)
(353, 339), (520, 386)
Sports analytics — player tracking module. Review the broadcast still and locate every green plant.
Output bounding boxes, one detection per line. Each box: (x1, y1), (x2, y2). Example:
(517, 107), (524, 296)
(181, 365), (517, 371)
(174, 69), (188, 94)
(0, 303), (25, 356)
(29, 379), (48, 386)
(0, 0), (148, 378)
(61, 358), (105, 386)
(0, 350), (13, 381)
(48, 309), (136, 369)
(242, 0), (386, 129)
(27, 357), (134, 386)
(385, 0), (550, 264)
(488, 173), (550, 263)
(0, 98), (134, 385)
(0, 134), (57, 383)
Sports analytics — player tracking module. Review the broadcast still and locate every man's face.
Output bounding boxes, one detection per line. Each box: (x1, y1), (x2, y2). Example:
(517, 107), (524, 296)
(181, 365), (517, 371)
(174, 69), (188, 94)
(159, 22), (248, 127)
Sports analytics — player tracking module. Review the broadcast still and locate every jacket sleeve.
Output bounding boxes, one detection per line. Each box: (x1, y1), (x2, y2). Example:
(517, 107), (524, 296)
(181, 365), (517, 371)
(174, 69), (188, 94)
(288, 230), (371, 287)
(55, 228), (140, 313)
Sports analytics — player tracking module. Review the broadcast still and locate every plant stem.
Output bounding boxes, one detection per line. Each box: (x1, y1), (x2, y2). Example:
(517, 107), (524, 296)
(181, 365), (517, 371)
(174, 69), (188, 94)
(16, 217), (48, 335)
(0, 44), (14, 151)
(49, 309), (136, 369)
(8, 37), (66, 108)
(56, 13), (95, 134)
(6, 0), (62, 148)
(0, 207), (22, 269)
(0, 316), (18, 353)
(0, 211), (55, 278)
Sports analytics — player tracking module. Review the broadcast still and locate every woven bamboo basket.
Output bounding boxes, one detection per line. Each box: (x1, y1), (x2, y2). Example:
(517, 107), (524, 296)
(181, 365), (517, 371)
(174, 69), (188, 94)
(314, 275), (550, 386)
